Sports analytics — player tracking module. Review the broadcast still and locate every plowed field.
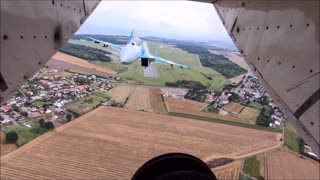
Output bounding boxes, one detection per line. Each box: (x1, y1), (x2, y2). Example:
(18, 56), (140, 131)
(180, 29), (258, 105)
(212, 160), (243, 180)
(0, 131), (17, 156)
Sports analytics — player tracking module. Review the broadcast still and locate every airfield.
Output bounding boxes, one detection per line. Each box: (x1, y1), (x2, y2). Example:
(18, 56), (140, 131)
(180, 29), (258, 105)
(0, 106), (281, 179)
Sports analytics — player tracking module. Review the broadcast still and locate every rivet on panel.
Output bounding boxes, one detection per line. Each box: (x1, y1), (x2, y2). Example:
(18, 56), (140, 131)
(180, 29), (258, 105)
(266, 26), (269, 30)
(309, 69), (313, 73)
(33, 35), (36, 39)
(68, 6), (69, 8)
(52, 0), (54, 5)
(257, 27), (259, 30)
(3, 35), (8, 40)
(74, 8), (76, 11)
(45, 35), (47, 39)
(241, 2), (245, 6)
(258, 57), (260, 61)
(290, 24), (293, 28)
(306, 23), (310, 27)
(277, 25), (280, 29)
(236, 27), (240, 33)
(23, 75), (28, 80)
(38, 62), (42, 65)
(243, 28), (245, 31)
(292, 65), (295, 69)
(20, 35), (23, 39)
(310, 122), (314, 125)
(267, 60), (270, 63)
(60, 3), (62, 6)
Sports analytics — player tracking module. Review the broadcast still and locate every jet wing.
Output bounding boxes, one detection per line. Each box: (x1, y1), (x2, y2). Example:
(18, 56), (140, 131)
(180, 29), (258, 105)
(153, 56), (192, 70)
(85, 36), (122, 51)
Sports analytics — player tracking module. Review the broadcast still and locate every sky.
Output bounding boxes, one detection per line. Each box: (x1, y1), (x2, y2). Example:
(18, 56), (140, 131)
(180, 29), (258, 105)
(79, 1), (232, 42)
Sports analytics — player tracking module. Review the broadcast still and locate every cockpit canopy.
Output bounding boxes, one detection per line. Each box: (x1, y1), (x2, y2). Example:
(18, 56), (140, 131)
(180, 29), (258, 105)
(131, 37), (142, 46)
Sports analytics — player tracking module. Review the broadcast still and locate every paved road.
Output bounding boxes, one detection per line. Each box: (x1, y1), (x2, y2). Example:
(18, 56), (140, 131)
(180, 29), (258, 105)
(144, 63), (158, 78)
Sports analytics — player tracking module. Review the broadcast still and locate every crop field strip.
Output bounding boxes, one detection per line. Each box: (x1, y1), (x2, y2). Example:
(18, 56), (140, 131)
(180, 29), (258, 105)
(212, 160), (243, 180)
(1, 107), (280, 179)
(165, 97), (259, 125)
(264, 148), (319, 179)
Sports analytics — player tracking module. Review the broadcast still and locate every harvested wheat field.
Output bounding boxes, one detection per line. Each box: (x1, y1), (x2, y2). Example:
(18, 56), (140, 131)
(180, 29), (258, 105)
(0, 131), (17, 156)
(47, 52), (117, 77)
(0, 107), (281, 179)
(125, 86), (152, 112)
(222, 102), (245, 115)
(149, 88), (167, 114)
(165, 97), (254, 124)
(106, 84), (134, 103)
(212, 160), (243, 180)
(125, 87), (166, 114)
(264, 148), (320, 179)
(164, 97), (207, 112)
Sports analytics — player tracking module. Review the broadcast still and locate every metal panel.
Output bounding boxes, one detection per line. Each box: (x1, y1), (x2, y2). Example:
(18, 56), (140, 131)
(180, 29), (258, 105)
(0, 0), (101, 103)
(209, 0), (319, 155)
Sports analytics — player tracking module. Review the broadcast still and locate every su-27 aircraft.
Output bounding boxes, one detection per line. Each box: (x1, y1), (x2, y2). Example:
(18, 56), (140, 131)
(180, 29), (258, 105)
(85, 30), (192, 71)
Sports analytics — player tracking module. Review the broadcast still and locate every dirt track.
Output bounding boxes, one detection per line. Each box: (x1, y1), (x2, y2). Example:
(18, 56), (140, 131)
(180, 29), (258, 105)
(264, 148), (319, 179)
(0, 107), (281, 179)
(0, 131), (17, 157)
(47, 52), (117, 77)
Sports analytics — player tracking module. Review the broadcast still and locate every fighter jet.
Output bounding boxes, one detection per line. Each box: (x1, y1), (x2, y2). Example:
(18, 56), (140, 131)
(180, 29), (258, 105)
(85, 30), (192, 77)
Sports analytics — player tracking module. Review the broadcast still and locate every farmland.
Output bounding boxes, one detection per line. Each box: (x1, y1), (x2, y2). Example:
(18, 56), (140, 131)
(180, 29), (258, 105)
(222, 102), (245, 115)
(208, 50), (248, 69)
(106, 84), (134, 103)
(164, 97), (255, 125)
(70, 39), (228, 90)
(125, 86), (153, 112)
(238, 107), (261, 123)
(264, 148), (320, 179)
(113, 85), (166, 114)
(47, 52), (117, 77)
(0, 131), (17, 156)
(212, 160), (243, 180)
(0, 106), (281, 179)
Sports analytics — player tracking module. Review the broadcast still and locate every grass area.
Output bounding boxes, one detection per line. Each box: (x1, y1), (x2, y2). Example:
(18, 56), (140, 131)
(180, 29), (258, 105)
(93, 92), (112, 100)
(4, 123), (48, 147)
(71, 39), (228, 90)
(169, 112), (282, 133)
(285, 122), (302, 153)
(66, 94), (109, 115)
(243, 156), (260, 178)
(248, 102), (263, 110)
(238, 107), (260, 122)
(239, 174), (252, 180)
(66, 69), (91, 75)
(32, 100), (53, 107)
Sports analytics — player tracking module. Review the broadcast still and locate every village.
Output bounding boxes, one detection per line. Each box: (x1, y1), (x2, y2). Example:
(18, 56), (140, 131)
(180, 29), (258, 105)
(0, 68), (118, 129)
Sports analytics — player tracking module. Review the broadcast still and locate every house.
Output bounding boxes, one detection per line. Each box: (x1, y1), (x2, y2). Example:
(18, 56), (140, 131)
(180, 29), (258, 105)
(1, 106), (12, 112)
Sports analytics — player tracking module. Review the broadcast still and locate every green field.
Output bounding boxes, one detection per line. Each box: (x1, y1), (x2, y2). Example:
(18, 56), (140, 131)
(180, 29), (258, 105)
(32, 100), (53, 107)
(248, 102), (263, 110)
(70, 39), (228, 90)
(169, 112), (282, 133)
(285, 122), (302, 153)
(243, 156), (260, 178)
(5, 121), (48, 146)
(238, 107), (260, 122)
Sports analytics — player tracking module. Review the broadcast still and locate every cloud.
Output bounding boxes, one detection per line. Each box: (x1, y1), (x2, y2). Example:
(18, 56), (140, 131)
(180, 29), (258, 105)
(83, 1), (231, 41)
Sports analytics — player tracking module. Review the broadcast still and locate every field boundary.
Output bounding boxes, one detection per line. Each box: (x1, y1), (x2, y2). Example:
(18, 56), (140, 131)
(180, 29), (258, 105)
(169, 112), (282, 133)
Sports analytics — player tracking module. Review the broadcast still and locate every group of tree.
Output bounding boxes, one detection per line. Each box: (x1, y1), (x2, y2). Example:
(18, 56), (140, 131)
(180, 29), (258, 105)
(60, 43), (112, 62)
(165, 80), (207, 90)
(5, 131), (19, 143)
(38, 119), (55, 130)
(256, 106), (274, 126)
